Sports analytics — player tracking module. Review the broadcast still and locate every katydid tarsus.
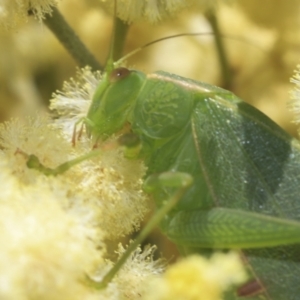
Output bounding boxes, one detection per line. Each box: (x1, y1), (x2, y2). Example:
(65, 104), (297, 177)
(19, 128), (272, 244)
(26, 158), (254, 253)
(26, 6), (300, 300)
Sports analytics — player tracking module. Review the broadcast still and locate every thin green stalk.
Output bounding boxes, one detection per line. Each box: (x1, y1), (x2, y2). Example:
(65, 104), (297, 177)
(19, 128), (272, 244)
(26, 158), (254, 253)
(107, 17), (130, 64)
(44, 7), (102, 71)
(205, 10), (232, 89)
(113, 18), (130, 61)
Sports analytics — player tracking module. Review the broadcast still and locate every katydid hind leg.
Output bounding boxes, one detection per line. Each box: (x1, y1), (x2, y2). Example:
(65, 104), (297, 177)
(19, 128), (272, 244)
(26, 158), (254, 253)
(165, 207), (300, 249)
(164, 207), (300, 300)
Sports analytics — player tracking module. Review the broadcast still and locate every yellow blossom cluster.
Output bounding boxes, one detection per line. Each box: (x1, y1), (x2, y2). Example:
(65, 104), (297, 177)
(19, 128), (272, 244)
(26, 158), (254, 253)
(101, 0), (219, 23)
(0, 157), (101, 300)
(0, 0), (58, 29)
(143, 252), (247, 300)
(289, 65), (300, 134)
(0, 112), (153, 298)
(0, 111), (149, 238)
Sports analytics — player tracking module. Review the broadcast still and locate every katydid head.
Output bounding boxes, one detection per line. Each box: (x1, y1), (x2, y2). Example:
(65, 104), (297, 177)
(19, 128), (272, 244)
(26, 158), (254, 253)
(86, 67), (145, 141)
(85, 32), (219, 143)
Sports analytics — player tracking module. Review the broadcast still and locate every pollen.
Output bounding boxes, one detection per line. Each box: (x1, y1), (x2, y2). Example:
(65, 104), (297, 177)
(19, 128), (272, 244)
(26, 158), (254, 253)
(50, 66), (102, 137)
(95, 244), (165, 299)
(289, 64), (300, 134)
(0, 0), (59, 29)
(143, 252), (247, 300)
(101, 0), (219, 23)
(0, 158), (103, 300)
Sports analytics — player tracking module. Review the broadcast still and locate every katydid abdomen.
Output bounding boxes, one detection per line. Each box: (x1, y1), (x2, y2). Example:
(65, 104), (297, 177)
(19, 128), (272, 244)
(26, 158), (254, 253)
(119, 70), (300, 299)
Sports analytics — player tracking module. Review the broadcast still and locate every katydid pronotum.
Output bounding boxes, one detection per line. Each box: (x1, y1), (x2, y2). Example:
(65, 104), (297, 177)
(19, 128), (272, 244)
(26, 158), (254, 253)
(26, 6), (300, 300)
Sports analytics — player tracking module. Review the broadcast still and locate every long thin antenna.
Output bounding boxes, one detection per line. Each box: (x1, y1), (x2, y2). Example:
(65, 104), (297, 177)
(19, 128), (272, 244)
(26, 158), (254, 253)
(115, 32), (267, 67)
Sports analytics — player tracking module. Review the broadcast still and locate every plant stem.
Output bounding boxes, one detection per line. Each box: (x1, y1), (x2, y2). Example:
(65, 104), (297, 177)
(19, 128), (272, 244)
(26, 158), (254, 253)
(113, 18), (130, 61)
(44, 7), (102, 71)
(205, 10), (232, 89)
(107, 17), (130, 63)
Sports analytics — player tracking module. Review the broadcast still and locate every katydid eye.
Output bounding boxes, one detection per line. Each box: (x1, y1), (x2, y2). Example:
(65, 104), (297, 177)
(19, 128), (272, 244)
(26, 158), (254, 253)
(110, 67), (130, 83)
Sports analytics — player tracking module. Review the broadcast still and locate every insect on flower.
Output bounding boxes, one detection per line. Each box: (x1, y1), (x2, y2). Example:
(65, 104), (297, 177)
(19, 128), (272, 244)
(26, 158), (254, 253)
(27, 2), (300, 299)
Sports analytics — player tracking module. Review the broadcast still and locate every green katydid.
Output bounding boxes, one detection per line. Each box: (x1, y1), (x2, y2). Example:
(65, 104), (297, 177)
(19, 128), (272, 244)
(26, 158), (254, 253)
(26, 9), (300, 300)
(83, 65), (300, 300)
